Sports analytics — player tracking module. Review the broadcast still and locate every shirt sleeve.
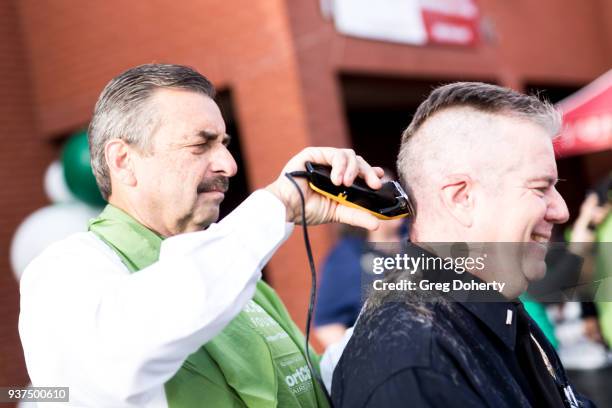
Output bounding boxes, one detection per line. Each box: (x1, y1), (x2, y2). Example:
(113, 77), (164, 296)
(319, 326), (354, 393)
(19, 189), (293, 407)
(363, 368), (487, 408)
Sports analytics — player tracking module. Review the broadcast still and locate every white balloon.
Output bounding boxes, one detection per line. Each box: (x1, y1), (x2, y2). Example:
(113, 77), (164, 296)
(44, 160), (76, 203)
(17, 387), (39, 408)
(10, 203), (101, 281)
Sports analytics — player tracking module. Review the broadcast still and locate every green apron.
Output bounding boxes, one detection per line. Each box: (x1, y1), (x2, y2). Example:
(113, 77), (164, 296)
(89, 205), (329, 407)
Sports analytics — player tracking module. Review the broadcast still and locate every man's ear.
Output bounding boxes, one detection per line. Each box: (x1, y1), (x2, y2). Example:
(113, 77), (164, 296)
(105, 139), (137, 189)
(440, 174), (474, 227)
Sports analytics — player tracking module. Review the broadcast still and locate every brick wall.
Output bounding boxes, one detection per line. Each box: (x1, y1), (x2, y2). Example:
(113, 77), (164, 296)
(0, 0), (56, 395)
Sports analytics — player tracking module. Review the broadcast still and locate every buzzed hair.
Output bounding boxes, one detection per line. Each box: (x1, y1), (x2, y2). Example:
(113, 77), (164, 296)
(402, 82), (560, 141)
(397, 82), (561, 213)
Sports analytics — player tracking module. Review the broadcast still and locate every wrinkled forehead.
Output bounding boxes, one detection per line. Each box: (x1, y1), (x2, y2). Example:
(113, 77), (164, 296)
(149, 88), (226, 144)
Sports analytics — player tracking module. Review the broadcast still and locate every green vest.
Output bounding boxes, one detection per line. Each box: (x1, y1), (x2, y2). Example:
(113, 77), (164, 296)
(89, 205), (329, 407)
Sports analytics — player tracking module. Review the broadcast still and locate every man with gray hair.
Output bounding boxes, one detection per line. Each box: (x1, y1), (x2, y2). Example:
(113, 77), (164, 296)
(19, 64), (385, 407)
(331, 82), (595, 407)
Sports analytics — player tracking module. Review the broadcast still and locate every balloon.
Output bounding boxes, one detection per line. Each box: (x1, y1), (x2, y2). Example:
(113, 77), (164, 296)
(17, 392), (39, 408)
(44, 160), (76, 203)
(62, 130), (106, 207)
(10, 203), (101, 281)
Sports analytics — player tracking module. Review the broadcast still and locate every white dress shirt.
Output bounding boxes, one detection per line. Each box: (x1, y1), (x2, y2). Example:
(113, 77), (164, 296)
(19, 190), (294, 407)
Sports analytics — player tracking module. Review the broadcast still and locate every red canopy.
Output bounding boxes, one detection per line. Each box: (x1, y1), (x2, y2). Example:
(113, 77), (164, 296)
(554, 70), (612, 157)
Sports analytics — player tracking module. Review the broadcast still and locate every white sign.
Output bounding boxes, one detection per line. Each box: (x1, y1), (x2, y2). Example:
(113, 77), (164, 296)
(331, 0), (480, 46)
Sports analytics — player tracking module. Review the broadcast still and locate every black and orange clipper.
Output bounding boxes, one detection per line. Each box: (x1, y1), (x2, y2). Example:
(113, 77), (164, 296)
(304, 162), (414, 220)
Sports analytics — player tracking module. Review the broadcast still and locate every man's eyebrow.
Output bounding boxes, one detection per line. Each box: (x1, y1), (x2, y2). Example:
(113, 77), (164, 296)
(197, 131), (231, 144)
(528, 176), (563, 185)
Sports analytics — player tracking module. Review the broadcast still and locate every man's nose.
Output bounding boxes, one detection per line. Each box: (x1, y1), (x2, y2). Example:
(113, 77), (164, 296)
(210, 144), (238, 177)
(547, 187), (570, 224)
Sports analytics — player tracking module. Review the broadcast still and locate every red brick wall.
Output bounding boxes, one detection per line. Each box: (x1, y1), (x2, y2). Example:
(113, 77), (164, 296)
(596, 0), (612, 63)
(0, 0), (56, 395)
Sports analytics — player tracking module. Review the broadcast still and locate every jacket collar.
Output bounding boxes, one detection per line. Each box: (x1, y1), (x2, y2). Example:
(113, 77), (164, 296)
(88, 204), (163, 272)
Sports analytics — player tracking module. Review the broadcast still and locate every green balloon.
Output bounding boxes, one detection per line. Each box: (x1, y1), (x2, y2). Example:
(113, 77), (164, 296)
(61, 130), (106, 206)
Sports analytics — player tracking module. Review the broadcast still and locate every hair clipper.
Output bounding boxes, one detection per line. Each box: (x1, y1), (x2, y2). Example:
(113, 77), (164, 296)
(304, 162), (414, 220)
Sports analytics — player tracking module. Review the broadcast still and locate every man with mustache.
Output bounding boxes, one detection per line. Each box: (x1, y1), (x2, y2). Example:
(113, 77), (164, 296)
(331, 82), (596, 407)
(19, 64), (383, 407)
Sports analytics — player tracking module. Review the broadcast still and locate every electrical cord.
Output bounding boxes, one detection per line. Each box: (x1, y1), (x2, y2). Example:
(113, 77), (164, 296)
(284, 171), (333, 405)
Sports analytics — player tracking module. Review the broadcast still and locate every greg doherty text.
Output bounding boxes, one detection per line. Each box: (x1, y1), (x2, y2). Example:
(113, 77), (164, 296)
(372, 279), (506, 294)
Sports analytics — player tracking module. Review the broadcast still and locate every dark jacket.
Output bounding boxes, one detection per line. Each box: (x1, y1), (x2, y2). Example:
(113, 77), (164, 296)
(332, 296), (595, 408)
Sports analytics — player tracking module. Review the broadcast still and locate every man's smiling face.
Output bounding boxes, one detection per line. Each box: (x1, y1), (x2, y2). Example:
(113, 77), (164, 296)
(131, 88), (237, 236)
(483, 118), (568, 242)
(474, 116), (569, 282)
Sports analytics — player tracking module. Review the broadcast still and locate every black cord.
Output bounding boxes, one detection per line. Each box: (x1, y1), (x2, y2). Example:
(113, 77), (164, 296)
(284, 171), (333, 405)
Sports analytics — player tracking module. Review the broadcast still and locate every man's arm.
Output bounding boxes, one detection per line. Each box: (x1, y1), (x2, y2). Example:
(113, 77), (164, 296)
(19, 190), (290, 405)
(320, 326), (354, 393)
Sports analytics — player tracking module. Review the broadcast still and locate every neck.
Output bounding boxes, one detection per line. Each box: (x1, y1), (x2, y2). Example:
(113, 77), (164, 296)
(108, 194), (170, 237)
(411, 228), (524, 299)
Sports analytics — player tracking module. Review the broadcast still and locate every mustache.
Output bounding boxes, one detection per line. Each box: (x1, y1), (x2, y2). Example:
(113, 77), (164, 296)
(197, 176), (229, 194)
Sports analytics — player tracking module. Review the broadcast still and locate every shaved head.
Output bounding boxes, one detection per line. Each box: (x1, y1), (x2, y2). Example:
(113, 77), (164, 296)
(397, 82), (561, 214)
(400, 108), (526, 210)
(384, 81), (570, 298)
(397, 82), (562, 242)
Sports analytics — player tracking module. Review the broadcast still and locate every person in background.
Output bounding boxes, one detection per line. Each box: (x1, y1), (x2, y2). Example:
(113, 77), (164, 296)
(584, 175), (612, 346)
(521, 190), (611, 349)
(569, 186), (611, 346)
(314, 171), (406, 347)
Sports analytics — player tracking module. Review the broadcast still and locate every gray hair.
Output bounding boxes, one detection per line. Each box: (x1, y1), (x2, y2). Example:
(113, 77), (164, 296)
(396, 82), (561, 212)
(88, 63), (215, 199)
